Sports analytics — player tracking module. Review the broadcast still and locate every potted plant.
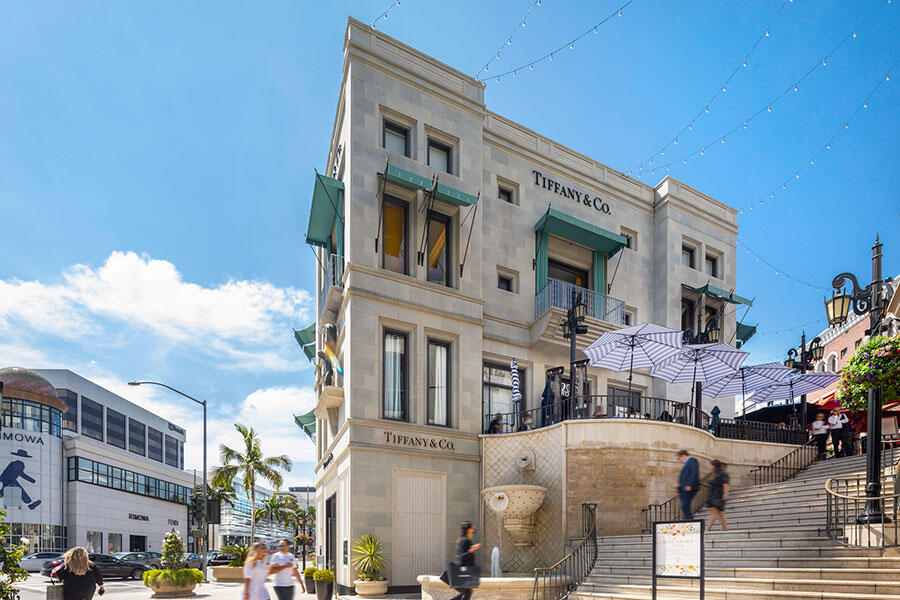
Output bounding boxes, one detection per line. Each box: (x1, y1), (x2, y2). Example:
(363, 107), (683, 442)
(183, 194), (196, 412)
(303, 566), (317, 594)
(351, 534), (388, 596)
(142, 531), (203, 597)
(313, 569), (335, 600)
(211, 542), (249, 582)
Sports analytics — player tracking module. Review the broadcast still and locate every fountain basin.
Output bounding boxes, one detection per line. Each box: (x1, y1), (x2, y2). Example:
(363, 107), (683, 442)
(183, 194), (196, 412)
(482, 484), (548, 547)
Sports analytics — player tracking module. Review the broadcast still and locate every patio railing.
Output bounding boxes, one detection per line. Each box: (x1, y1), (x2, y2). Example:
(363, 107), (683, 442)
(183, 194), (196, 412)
(318, 253), (344, 316)
(535, 278), (626, 325)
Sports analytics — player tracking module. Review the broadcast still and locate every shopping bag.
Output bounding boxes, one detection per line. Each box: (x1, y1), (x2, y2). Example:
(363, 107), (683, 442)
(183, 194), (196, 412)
(447, 562), (481, 589)
(439, 569), (450, 584)
(46, 583), (65, 600)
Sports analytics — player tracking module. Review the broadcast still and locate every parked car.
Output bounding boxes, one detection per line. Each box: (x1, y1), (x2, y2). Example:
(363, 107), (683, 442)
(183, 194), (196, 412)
(207, 553), (236, 566)
(182, 553), (202, 569)
(41, 554), (149, 579)
(20, 552), (63, 572)
(112, 552), (161, 568)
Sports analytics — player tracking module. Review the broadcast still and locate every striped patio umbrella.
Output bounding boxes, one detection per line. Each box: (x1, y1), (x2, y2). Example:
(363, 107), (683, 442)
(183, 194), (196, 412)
(583, 322), (684, 393)
(746, 372), (840, 405)
(702, 362), (797, 418)
(510, 358), (523, 424)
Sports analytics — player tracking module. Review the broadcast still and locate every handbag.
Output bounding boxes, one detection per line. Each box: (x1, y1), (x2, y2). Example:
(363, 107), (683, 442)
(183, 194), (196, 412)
(447, 562), (481, 589)
(46, 583), (64, 600)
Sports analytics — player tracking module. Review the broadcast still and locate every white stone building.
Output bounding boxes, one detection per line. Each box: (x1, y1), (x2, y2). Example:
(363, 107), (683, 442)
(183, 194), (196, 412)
(305, 18), (751, 592)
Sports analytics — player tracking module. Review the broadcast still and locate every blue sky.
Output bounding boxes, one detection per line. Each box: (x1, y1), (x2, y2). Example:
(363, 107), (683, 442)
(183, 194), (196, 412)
(1, 1), (897, 486)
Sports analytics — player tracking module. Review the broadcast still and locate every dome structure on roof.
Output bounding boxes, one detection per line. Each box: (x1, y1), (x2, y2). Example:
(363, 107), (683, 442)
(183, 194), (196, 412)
(0, 366), (67, 411)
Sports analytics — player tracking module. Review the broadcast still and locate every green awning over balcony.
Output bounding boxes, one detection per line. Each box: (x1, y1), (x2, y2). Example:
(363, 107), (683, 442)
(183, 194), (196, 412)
(293, 323), (317, 362)
(686, 283), (753, 307)
(380, 164), (478, 206)
(736, 321), (757, 344)
(533, 208), (627, 256)
(306, 174), (344, 248)
(295, 408), (317, 442)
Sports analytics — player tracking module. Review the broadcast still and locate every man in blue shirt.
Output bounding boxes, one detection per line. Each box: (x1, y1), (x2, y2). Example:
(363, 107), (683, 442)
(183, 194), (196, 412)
(677, 449), (700, 520)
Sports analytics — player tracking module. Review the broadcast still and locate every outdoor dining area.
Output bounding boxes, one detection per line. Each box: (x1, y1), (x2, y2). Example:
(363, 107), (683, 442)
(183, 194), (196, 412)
(485, 321), (841, 447)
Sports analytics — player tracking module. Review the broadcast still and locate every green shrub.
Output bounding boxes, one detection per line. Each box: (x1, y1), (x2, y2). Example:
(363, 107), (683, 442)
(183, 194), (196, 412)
(0, 510), (28, 600)
(351, 534), (386, 581)
(160, 531), (186, 570)
(303, 566), (317, 578)
(836, 335), (900, 412)
(227, 558), (244, 567)
(142, 568), (204, 588)
(222, 542), (250, 566)
(313, 569), (335, 582)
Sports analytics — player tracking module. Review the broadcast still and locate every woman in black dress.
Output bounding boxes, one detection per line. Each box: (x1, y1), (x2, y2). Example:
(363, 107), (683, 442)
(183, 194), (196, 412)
(56, 547), (104, 600)
(449, 521), (481, 600)
(706, 460), (729, 532)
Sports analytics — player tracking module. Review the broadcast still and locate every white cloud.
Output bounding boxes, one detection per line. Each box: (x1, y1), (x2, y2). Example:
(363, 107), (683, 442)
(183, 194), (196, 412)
(0, 251), (313, 372)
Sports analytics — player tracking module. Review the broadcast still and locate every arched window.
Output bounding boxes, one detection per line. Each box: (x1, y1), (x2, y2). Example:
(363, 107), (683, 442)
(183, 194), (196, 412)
(828, 356), (837, 372)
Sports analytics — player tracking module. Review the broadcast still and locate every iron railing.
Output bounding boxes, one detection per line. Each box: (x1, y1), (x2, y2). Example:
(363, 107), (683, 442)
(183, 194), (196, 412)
(535, 278), (626, 325)
(750, 439), (818, 486)
(532, 504), (597, 600)
(826, 474), (899, 548)
(318, 253), (344, 316)
(717, 418), (807, 445)
(642, 474), (713, 533)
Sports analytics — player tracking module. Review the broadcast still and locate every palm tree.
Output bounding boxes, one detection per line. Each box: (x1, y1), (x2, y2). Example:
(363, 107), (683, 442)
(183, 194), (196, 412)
(211, 423), (292, 541)
(254, 495), (295, 545)
(190, 481), (238, 552)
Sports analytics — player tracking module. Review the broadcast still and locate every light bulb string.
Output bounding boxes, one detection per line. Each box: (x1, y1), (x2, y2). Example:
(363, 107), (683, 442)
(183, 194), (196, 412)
(737, 238), (831, 293)
(474, 0), (544, 78)
(755, 317), (827, 337)
(477, 0), (637, 82)
(633, 0), (891, 177)
(630, 0), (793, 173)
(372, 0), (402, 29)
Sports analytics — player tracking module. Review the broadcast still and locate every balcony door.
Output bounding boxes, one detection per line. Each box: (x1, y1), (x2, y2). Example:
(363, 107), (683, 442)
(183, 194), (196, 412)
(548, 259), (589, 289)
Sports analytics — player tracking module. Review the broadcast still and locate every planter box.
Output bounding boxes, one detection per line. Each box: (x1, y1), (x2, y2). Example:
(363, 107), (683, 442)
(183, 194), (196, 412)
(304, 576), (316, 594)
(354, 579), (389, 597)
(148, 581), (198, 598)
(211, 566), (245, 582)
(315, 580), (334, 600)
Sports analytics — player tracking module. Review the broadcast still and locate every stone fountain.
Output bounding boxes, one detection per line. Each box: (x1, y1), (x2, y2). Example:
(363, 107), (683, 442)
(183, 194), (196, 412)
(483, 448), (548, 547)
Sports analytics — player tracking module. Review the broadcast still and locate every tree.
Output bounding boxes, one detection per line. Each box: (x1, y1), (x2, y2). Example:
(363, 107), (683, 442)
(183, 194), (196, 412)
(836, 335), (900, 412)
(0, 510), (28, 600)
(254, 495), (295, 545)
(211, 424), (292, 541)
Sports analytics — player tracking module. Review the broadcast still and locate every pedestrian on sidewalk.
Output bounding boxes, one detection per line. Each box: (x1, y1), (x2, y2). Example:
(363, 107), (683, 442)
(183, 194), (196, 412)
(448, 521), (481, 600)
(706, 460), (729, 532)
(828, 408), (849, 458)
(811, 413), (829, 460)
(676, 450), (700, 520)
(268, 538), (305, 600)
(54, 547), (104, 600)
(243, 542), (270, 600)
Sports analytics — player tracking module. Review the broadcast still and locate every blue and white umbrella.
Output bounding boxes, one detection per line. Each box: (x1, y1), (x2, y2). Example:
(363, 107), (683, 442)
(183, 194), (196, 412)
(583, 322), (684, 392)
(746, 371), (840, 405)
(703, 362), (798, 417)
(510, 358), (523, 416)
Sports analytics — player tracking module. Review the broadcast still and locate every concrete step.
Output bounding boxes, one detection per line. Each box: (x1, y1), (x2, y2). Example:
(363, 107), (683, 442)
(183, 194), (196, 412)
(594, 546), (884, 559)
(573, 581), (900, 600)
(599, 526), (832, 544)
(594, 557), (900, 570)
(594, 537), (836, 552)
(586, 567), (900, 582)
(579, 576), (900, 594)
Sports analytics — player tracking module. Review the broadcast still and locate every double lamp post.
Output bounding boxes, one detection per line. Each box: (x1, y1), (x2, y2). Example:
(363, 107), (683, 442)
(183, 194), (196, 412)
(783, 331), (824, 428)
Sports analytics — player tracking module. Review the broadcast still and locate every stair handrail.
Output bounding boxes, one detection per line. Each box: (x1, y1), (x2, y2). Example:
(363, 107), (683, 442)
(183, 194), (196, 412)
(825, 473), (900, 548)
(531, 503), (598, 600)
(641, 473), (714, 534)
(749, 438), (817, 486)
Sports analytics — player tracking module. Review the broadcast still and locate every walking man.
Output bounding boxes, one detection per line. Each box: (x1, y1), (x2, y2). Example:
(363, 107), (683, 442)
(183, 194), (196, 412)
(268, 538), (305, 600)
(676, 450), (700, 520)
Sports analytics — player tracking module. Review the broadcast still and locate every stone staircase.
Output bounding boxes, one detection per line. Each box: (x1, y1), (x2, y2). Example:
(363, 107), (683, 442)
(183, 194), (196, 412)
(573, 453), (900, 600)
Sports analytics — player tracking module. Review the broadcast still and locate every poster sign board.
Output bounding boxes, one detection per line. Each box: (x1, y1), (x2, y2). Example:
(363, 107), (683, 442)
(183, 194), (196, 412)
(883, 416), (898, 436)
(652, 520), (704, 600)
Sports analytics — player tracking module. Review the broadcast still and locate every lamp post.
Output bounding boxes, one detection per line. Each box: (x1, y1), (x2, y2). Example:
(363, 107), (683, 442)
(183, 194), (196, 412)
(682, 310), (721, 428)
(784, 332), (824, 429)
(129, 381), (209, 579)
(561, 289), (588, 416)
(823, 235), (895, 524)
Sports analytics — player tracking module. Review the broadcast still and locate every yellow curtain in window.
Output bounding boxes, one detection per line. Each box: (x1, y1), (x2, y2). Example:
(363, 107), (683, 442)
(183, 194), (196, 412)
(428, 227), (447, 268)
(384, 203), (404, 258)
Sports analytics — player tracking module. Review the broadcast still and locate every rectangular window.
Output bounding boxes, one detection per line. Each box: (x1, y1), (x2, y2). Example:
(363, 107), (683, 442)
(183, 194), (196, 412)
(840, 348), (848, 358)
(426, 212), (451, 286)
(705, 254), (718, 278)
(608, 385), (641, 418)
(80, 397), (104, 441)
(86, 531), (103, 554)
(498, 275), (513, 291)
(382, 197), (408, 275)
(109, 533), (122, 554)
(68, 456), (189, 505)
(498, 186), (513, 204)
(383, 330), (408, 421)
(681, 298), (695, 332)
(427, 340), (450, 427)
(427, 139), (452, 173)
(147, 428), (163, 462)
(128, 419), (146, 456)
(621, 228), (637, 251)
(164, 435), (179, 467)
(106, 409), (126, 449)
(855, 339), (862, 348)
(624, 310), (634, 326)
(482, 363), (525, 433)
(548, 259), (588, 289)
(57, 389), (78, 432)
(383, 120), (410, 156)
(681, 245), (695, 269)
(178, 440), (184, 470)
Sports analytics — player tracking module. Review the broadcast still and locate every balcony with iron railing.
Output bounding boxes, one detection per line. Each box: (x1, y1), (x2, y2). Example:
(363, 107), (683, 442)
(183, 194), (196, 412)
(318, 253), (344, 317)
(535, 278), (626, 326)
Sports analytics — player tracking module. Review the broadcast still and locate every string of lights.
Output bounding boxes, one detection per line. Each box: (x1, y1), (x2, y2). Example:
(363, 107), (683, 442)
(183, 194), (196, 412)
(478, 0), (636, 83)
(737, 238), (830, 292)
(630, 0), (793, 174)
(755, 317), (827, 337)
(372, 0), (402, 29)
(632, 0), (892, 179)
(475, 0), (544, 78)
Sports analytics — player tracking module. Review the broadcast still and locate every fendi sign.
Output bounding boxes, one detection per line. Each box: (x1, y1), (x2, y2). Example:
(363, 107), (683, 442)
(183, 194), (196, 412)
(382, 431), (455, 451)
(532, 169), (611, 215)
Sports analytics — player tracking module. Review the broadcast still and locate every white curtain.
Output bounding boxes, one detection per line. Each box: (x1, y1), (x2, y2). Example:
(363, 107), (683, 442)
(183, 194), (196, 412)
(384, 333), (405, 419)
(429, 343), (448, 425)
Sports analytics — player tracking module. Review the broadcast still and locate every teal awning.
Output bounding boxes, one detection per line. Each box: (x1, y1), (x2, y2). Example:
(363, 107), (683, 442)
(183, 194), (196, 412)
(293, 323), (316, 362)
(736, 321), (757, 344)
(380, 164), (478, 207)
(533, 208), (627, 257)
(306, 174), (344, 248)
(295, 409), (316, 443)
(686, 283), (753, 307)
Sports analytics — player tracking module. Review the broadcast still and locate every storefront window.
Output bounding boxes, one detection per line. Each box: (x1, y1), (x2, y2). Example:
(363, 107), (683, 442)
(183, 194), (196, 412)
(109, 533), (122, 554)
(426, 213), (450, 286)
(427, 340), (450, 426)
(383, 330), (408, 421)
(86, 531), (103, 554)
(382, 197), (408, 274)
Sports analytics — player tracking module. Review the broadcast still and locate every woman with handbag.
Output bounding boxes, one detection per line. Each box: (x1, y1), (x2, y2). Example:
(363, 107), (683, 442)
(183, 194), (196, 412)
(449, 521), (481, 600)
(54, 547), (104, 600)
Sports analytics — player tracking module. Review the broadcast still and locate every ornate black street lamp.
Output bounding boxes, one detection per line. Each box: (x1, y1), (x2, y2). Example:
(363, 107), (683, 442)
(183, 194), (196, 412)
(682, 310), (721, 427)
(561, 290), (588, 410)
(784, 332), (824, 428)
(823, 235), (894, 523)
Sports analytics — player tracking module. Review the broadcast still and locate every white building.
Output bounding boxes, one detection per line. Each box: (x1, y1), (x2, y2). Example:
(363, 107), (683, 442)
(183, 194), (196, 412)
(0, 367), (193, 554)
(212, 477), (294, 549)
